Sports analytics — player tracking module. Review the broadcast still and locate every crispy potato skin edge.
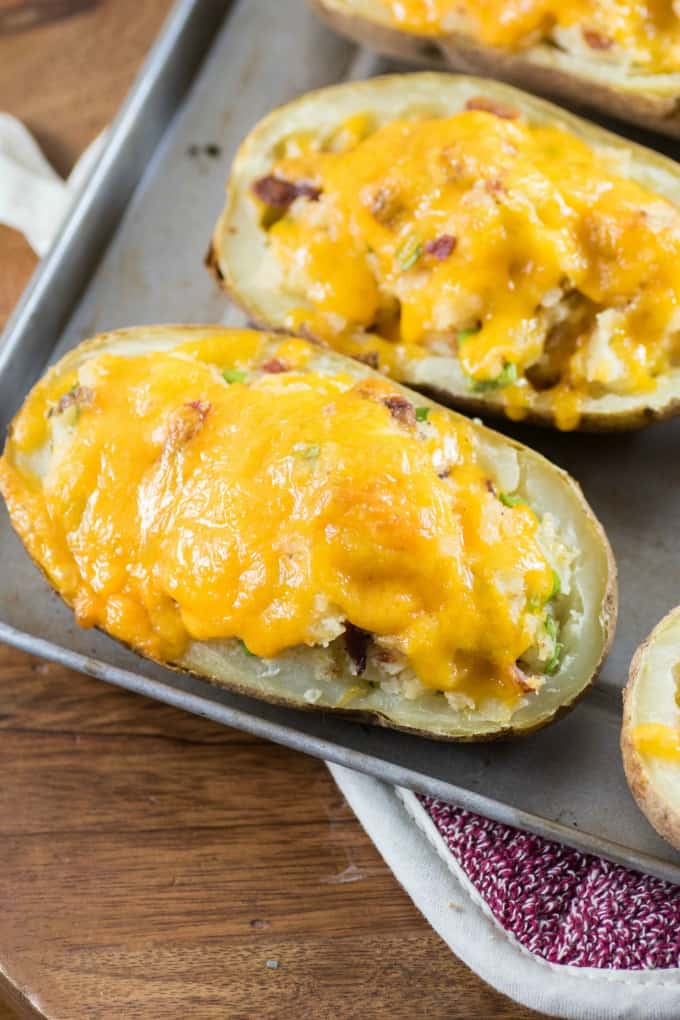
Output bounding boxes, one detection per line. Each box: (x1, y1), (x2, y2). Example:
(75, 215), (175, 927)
(310, 0), (680, 138)
(2, 326), (617, 743)
(621, 609), (680, 852)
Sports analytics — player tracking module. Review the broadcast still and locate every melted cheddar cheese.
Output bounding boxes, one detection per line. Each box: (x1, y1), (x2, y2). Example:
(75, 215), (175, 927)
(0, 331), (564, 706)
(633, 723), (680, 763)
(256, 107), (680, 429)
(376, 0), (680, 72)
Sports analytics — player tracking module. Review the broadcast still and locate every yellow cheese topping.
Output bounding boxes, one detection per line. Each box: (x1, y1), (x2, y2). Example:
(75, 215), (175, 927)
(377, 0), (680, 72)
(256, 106), (680, 429)
(633, 723), (680, 763)
(0, 331), (562, 706)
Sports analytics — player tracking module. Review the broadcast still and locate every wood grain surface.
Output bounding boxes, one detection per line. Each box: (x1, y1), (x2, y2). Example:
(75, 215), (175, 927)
(0, 2), (545, 1017)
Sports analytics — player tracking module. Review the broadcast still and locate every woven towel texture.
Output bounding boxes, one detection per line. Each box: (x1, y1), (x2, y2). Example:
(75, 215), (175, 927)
(422, 798), (680, 970)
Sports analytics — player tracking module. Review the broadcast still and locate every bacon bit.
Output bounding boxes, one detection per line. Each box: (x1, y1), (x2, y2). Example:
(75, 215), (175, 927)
(345, 622), (371, 677)
(251, 175), (321, 209)
(485, 177), (506, 196)
(382, 394), (416, 428)
(261, 358), (290, 373)
(188, 399), (211, 415)
(512, 664), (542, 693)
(353, 380), (416, 426)
(167, 400), (211, 446)
(365, 184), (404, 227)
(252, 175), (296, 208)
(295, 182), (322, 201)
(485, 478), (496, 495)
(464, 96), (519, 120)
(582, 27), (613, 49)
(424, 234), (457, 260)
(48, 385), (94, 418)
(354, 351), (380, 369)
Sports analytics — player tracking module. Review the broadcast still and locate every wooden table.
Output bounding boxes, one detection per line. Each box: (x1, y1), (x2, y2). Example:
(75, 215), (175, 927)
(0, 3), (544, 1016)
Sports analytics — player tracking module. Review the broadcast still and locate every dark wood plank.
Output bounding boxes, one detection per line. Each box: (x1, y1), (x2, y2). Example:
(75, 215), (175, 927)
(0, 647), (543, 1020)
(0, 227), (36, 328)
(0, 0), (168, 176)
(0, 2), (547, 1017)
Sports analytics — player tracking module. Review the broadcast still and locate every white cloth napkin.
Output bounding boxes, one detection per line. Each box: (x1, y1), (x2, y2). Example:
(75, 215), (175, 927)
(0, 114), (105, 255)
(2, 114), (678, 1020)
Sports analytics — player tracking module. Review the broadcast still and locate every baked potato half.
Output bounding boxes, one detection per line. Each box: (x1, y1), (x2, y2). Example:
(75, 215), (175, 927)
(210, 74), (680, 432)
(0, 325), (616, 741)
(310, 0), (680, 139)
(622, 607), (680, 852)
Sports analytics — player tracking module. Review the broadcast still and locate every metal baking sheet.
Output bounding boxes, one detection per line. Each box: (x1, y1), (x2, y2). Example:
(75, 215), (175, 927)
(1, 0), (680, 883)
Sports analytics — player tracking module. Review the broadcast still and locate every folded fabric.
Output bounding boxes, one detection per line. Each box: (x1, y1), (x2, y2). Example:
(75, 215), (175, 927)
(422, 796), (680, 971)
(0, 112), (104, 255)
(2, 110), (679, 1020)
(330, 764), (680, 1020)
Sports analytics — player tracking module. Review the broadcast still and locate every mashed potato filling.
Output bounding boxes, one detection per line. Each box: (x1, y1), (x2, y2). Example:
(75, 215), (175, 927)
(376, 0), (680, 72)
(0, 332), (565, 706)
(256, 107), (680, 429)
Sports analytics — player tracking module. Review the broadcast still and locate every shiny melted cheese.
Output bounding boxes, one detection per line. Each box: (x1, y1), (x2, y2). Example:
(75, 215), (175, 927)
(0, 332), (558, 704)
(633, 723), (680, 763)
(260, 109), (680, 429)
(377, 0), (680, 72)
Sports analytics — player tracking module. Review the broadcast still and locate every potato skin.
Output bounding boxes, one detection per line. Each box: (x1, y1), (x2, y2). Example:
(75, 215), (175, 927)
(414, 382), (680, 435)
(180, 551), (616, 743)
(1, 325), (617, 742)
(209, 72), (680, 432)
(621, 610), (680, 852)
(310, 0), (680, 138)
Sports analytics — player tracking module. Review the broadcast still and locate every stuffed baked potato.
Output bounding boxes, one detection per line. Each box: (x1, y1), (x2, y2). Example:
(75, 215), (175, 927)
(0, 325), (616, 740)
(210, 74), (680, 431)
(311, 0), (680, 138)
(622, 607), (680, 851)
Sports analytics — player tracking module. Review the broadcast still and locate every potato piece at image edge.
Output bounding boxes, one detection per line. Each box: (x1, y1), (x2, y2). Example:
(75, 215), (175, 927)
(622, 607), (680, 852)
(310, 0), (680, 138)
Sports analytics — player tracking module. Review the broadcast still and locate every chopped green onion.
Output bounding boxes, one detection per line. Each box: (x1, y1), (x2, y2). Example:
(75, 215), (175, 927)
(499, 491), (523, 508)
(545, 644), (564, 676)
(544, 615), (558, 642)
(396, 237), (423, 270)
(497, 362), (518, 387)
(543, 614), (562, 674)
(549, 569), (562, 600)
(415, 406), (430, 423)
(239, 639), (255, 657)
(457, 326), (481, 343)
(468, 362), (518, 394)
(223, 368), (247, 384)
(527, 595), (543, 612)
(293, 442), (321, 460)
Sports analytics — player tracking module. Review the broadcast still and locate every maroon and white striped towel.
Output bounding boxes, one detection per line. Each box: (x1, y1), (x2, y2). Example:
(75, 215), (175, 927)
(329, 764), (680, 1020)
